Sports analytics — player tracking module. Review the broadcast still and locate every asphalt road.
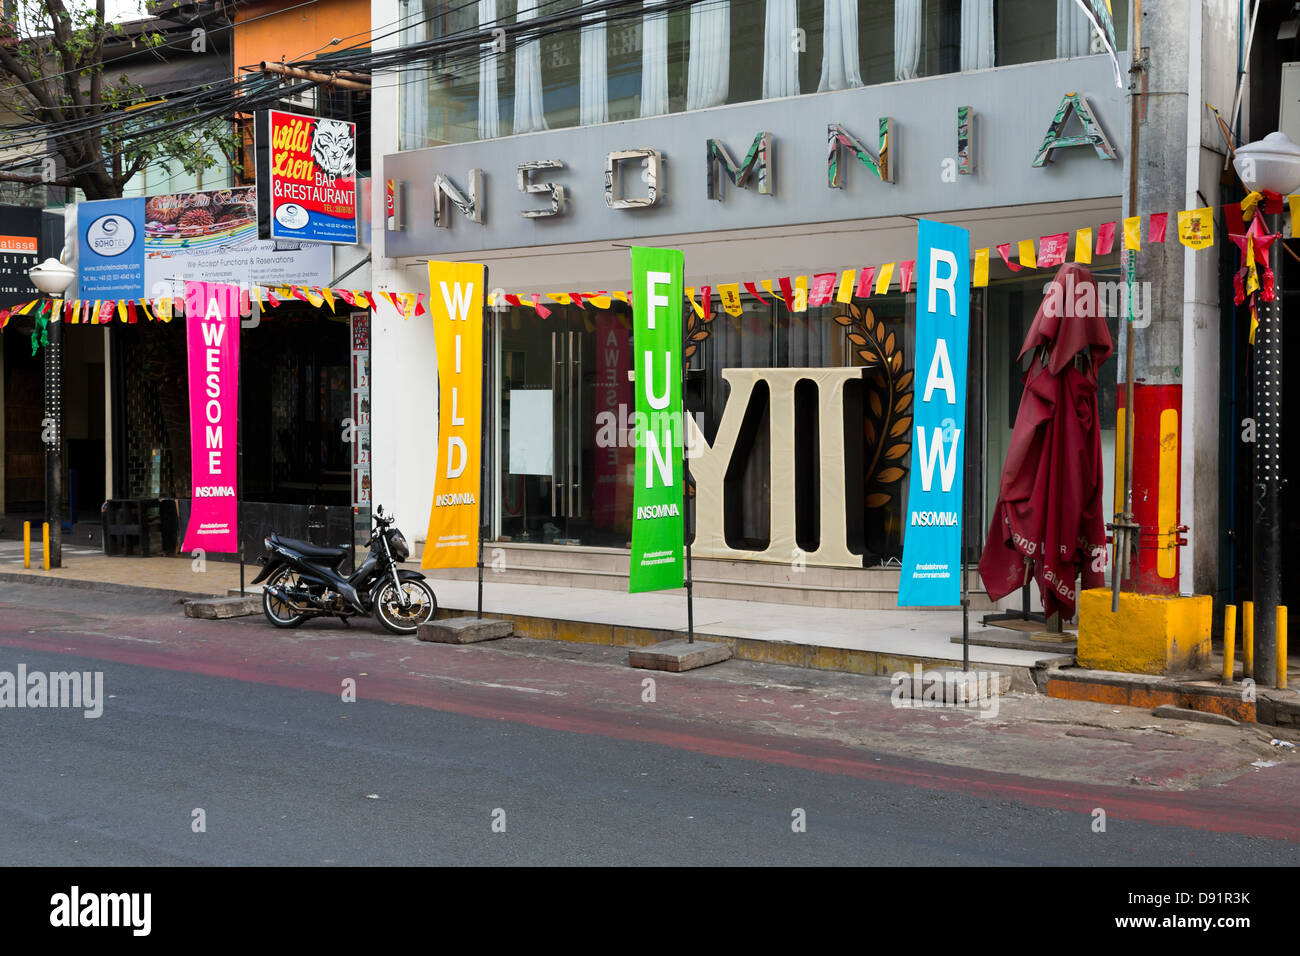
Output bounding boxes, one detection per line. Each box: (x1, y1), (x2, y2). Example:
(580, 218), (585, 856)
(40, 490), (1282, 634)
(1, 581), (1298, 867)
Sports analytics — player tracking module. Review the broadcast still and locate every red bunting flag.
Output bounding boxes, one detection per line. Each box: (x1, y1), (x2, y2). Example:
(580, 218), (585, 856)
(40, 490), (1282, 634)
(530, 294), (551, 319)
(266, 290), (281, 308)
(1095, 222), (1117, 255)
(1038, 233), (1070, 268)
(854, 266), (876, 297)
(776, 276), (795, 309)
(808, 273), (837, 307)
(569, 292), (586, 309)
(1148, 213), (1168, 244)
(127, 300), (138, 324)
(413, 293), (426, 317)
(898, 260), (916, 293)
(996, 243), (1023, 272)
(743, 282), (768, 302)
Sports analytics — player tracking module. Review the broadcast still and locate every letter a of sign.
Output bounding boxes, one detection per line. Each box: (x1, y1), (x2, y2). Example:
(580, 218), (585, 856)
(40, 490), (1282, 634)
(629, 247), (685, 593)
(422, 261), (485, 569)
(898, 220), (970, 607)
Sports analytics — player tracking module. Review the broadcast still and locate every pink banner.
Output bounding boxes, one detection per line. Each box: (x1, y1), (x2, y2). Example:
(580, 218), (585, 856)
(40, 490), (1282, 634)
(182, 281), (240, 553)
(593, 311), (632, 530)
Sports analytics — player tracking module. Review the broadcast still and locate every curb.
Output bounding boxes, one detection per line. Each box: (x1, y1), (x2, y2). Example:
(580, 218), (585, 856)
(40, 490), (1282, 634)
(434, 607), (1061, 692)
(0, 570), (220, 603)
(1042, 666), (1300, 726)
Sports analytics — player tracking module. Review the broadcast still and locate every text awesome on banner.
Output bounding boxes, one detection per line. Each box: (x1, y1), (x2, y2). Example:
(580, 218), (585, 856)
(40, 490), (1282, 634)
(629, 247), (685, 593)
(181, 281), (240, 553)
(421, 261), (485, 569)
(898, 220), (971, 607)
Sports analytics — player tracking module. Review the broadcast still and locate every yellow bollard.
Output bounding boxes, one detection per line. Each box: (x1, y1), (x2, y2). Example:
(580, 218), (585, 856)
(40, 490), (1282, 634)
(1244, 601), (1255, 680)
(1223, 604), (1237, 684)
(22, 521), (30, 569)
(42, 522), (50, 571)
(1279, 606), (1289, 690)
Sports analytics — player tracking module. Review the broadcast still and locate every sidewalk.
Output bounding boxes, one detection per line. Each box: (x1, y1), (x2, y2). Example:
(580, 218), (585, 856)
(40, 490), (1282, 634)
(0, 549), (1072, 686)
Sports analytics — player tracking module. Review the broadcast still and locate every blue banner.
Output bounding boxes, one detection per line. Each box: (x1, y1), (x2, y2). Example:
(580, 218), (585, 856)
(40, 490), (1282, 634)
(78, 198), (145, 299)
(898, 219), (971, 607)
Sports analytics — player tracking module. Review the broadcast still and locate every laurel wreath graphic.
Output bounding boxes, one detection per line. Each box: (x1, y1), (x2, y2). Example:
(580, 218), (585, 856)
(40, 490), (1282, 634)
(832, 302), (913, 509)
(682, 302), (715, 365)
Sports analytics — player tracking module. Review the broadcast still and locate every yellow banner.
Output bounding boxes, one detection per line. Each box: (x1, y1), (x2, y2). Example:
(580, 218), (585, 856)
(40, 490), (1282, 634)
(1177, 207), (1214, 250)
(1123, 215), (1141, 250)
(836, 270), (855, 303)
(422, 261), (485, 570)
(717, 283), (743, 316)
(875, 263), (895, 295)
(1018, 239), (1036, 270)
(1075, 228), (1093, 264)
(972, 249), (989, 287)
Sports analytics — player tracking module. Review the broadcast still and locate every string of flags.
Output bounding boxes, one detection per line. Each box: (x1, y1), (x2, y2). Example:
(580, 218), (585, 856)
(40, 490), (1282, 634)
(1, 193), (1293, 340)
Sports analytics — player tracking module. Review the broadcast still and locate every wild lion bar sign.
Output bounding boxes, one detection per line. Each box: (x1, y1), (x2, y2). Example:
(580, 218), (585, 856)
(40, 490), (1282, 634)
(255, 108), (358, 245)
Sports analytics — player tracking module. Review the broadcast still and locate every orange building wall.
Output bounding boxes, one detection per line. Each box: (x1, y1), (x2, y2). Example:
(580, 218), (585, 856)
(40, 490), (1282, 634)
(233, 0), (371, 73)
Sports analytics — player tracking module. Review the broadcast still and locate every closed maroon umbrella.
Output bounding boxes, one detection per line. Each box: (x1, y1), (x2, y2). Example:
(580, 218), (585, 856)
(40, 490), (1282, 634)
(979, 262), (1113, 620)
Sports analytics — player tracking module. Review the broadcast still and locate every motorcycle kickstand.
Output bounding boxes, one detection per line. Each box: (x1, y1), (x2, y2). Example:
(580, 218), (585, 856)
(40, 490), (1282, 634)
(338, 615), (350, 627)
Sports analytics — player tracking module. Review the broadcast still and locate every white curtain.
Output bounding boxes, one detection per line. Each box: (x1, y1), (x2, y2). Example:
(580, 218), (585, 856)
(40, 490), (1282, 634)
(686, 0), (730, 110)
(580, 0), (609, 125)
(960, 0), (994, 71)
(513, 0), (548, 133)
(399, 0), (429, 149)
(894, 0), (921, 81)
(762, 0), (799, 99)
(478, 0), (500, 139)
(1056, 0), (1092, 57)
(641, 0), (669, 116)
(818, 0), (862, 91)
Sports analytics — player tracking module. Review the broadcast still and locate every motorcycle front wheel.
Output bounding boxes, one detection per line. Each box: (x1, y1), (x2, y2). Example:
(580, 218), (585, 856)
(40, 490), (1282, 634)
(262, 566), (309, 628)
(373, 579), (437, 635)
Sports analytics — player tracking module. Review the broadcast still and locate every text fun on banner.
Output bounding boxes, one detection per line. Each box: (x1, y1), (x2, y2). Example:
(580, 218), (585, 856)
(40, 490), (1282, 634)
(898, 220), (971, 607)
(629, 246), (686, 593)
(181, 281), (240, 553)
(421, 261), (485, 569)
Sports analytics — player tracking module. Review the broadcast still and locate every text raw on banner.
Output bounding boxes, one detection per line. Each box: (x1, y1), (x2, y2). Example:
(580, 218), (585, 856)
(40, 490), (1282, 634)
(898, 219), (971, 606)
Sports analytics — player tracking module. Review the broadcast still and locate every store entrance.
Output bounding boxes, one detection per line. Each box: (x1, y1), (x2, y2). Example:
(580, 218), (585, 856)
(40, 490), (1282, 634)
(498, 301), (634, 548)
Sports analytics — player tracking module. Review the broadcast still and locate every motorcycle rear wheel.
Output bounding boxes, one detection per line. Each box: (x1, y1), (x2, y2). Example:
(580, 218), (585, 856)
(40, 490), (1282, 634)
(262, 567), (309, 628)
(373, 579), (437, 635)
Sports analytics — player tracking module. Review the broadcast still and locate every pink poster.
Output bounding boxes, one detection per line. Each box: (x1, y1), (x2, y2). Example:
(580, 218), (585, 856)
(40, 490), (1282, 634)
(593, 311), (632, 529)
(181, 281), (240, 553)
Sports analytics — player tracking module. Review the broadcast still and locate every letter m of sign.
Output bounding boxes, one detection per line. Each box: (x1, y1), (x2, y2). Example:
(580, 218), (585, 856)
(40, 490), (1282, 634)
(706, 132), (774, 201)
(827, 119), (895, 188)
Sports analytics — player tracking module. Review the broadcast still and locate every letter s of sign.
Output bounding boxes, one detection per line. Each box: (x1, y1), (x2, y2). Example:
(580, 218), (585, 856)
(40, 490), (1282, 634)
(517, 161), (567, 218)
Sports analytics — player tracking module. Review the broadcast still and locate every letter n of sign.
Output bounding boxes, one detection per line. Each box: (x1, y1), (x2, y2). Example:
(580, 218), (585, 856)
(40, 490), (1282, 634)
(827, 119), (895, 188)
(433, 170), (484, 226)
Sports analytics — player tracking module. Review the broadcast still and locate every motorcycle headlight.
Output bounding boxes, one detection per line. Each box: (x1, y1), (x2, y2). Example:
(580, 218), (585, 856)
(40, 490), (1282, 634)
(387, 530), (409, 562)
(264, 536), (272, 550)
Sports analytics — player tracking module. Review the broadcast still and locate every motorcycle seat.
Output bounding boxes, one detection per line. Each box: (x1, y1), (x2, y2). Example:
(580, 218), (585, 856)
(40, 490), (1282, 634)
(270, 534), (350, 560)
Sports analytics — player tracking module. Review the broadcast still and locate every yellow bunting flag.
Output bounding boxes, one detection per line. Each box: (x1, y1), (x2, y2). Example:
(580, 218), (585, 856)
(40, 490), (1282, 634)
(875, 263), (895, 295)
(718, 283), (743, 316)
(792, 275), (808, 313)
(972, 249), (990, 287)
(836, 270), (856, 303)
(116, 299), (127, 322)
(1018, 239), (1037, 269)
(685, 288), (704, 318)
(1075, 228), (1093, 264)
(610, 291), (629, 303)
(322, 287), (335, 312)
(1123, 215), (1141, 250)
(1241, 190), (1263, 221)
(546, 293), (572, 305)
(587, 293), (613, 309)
(1177, 207), (1214, 250)
(1290, 195), (1300, 230)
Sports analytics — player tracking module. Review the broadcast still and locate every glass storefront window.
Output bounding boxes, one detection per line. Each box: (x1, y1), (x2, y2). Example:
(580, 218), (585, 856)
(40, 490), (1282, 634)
(401, 0), (1130, 147)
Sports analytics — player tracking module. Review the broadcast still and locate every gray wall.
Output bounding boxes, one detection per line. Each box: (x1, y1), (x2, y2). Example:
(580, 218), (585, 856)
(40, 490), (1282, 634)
(384, 55), (1127, 257)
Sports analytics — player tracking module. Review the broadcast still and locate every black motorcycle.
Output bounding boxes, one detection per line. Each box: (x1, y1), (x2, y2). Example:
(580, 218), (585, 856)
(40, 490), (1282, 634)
(252, 506), (437, 635)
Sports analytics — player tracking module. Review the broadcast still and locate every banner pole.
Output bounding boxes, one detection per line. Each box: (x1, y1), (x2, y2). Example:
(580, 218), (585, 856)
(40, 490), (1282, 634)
(962, 307), (973, 672)
(477, 266), (488, 620)
(682, 304), (694, 644)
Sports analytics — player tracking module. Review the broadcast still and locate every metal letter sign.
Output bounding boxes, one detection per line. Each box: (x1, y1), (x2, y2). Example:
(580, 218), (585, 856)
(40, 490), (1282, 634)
(898, 219), (970, 606)
(629, 246), (685, 593)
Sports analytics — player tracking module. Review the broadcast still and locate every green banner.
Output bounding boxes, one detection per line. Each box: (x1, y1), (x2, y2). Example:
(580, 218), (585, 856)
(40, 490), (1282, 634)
(629, 246), (685, 593)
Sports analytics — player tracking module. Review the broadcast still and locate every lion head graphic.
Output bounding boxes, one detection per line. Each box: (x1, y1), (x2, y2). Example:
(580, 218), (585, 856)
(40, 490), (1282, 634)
(310, 119), (355, 179)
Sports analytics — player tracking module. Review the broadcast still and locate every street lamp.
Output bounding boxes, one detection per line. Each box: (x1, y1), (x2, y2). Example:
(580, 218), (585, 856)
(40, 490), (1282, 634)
(27, 257), (75, 570)
(1233, 131), (1300, 687)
